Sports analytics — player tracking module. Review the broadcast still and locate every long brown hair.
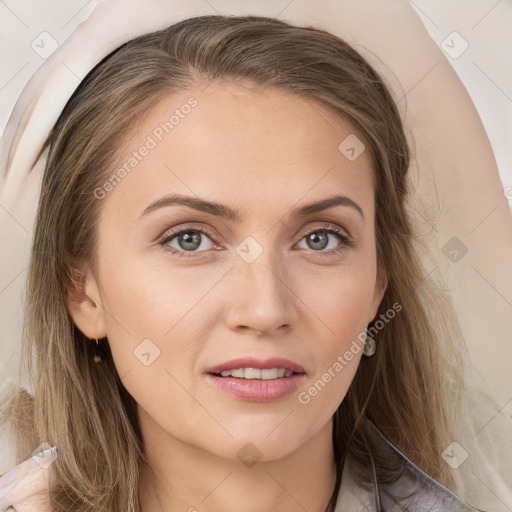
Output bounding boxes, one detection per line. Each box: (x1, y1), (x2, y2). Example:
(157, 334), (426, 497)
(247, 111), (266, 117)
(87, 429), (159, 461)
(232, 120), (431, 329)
(2, 15), (468, 511)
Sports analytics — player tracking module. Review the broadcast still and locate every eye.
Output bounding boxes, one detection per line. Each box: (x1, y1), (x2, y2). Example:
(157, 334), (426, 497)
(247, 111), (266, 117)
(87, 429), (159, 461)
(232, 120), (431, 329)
(158, 222), (352, 259)
(295, 223), (352, 254)
(158, 227), (217, 258)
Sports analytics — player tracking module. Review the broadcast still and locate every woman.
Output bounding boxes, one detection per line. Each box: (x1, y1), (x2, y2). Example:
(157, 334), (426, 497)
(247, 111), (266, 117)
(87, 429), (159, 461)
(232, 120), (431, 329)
(0, 7), (507, 512)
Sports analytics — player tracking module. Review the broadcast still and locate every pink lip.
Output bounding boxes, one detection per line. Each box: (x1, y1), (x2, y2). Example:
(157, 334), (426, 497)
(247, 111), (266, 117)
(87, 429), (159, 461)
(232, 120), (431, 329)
(204, 357), (306, 403)
(206, 357), (306, 375)
(205, 373), (306, 402)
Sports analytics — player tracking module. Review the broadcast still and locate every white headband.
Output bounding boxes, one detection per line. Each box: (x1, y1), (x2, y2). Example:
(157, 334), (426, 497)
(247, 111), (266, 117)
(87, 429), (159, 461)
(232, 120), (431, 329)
(0, 0), (239, 217)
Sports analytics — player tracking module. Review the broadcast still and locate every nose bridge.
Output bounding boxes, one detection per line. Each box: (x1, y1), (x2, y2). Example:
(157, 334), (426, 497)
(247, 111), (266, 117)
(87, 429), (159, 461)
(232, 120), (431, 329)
(226, 239), (297, 333)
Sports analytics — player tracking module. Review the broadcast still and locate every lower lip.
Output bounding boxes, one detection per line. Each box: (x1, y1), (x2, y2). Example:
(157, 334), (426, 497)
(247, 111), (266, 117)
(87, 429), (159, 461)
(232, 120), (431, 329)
(205, 373), (306, 402)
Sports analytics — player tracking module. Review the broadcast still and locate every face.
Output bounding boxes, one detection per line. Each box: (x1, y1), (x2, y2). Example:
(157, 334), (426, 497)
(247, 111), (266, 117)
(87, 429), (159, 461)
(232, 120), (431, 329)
(70, 81), (386, 462)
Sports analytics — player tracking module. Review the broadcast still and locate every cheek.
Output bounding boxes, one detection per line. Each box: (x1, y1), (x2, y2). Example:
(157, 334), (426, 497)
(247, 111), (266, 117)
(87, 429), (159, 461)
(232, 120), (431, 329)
(96, 251), (222, 381)
(287, 261), (377, 422)
(296, 261), (377, 343)
(96, 261), (210, 429)
(97, 240), (206, 333)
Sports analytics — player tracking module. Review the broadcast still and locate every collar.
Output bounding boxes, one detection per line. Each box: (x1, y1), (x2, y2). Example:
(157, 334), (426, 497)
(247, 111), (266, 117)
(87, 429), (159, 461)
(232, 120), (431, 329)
(334, 420), (479, 511)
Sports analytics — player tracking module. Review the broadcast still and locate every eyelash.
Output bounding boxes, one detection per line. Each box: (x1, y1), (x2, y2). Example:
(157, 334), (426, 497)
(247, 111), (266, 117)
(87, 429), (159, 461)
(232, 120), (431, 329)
(158, 223), (353, 259)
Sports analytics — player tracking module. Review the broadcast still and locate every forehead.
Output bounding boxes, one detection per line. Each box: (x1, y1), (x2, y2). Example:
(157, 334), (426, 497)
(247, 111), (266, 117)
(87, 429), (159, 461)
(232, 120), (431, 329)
(102, 81), (374, 220)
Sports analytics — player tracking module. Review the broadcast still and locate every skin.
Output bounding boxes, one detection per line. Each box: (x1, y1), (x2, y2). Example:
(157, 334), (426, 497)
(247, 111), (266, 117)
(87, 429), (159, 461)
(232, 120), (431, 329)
(68, 81), (387, 512)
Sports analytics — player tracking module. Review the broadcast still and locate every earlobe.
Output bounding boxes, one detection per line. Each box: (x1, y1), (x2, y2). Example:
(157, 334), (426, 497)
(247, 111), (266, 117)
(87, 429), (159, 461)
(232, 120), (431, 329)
(66, 265), (107, 339)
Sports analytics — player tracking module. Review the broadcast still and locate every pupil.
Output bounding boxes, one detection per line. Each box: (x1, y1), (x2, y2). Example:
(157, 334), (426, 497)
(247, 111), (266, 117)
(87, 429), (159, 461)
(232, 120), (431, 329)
(308, 230), (328, 250)
(180, 231), (201, 250)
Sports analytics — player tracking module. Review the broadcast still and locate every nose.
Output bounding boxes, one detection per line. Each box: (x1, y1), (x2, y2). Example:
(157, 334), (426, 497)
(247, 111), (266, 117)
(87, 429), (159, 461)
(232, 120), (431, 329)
(224, 252), (299, 336)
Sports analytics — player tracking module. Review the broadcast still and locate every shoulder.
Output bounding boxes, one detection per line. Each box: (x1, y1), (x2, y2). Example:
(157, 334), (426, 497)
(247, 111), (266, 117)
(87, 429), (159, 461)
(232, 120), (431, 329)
(335, 421), (480, 511)
(0, 445), (58, 512)
(376, 429), (480, 511)
(0, 377), (59, 512)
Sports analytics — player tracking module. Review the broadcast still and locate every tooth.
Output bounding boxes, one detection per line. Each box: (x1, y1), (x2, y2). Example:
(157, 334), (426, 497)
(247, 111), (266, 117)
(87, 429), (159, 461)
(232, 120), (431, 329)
(245, 368), (262, 379)
(261, 368), (279, 380)
(217, 367), (295, 379)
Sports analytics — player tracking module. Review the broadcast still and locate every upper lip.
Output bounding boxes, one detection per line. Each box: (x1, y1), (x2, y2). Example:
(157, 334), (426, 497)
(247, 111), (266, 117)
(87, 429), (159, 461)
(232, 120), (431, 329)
(206, 357), (306, 375)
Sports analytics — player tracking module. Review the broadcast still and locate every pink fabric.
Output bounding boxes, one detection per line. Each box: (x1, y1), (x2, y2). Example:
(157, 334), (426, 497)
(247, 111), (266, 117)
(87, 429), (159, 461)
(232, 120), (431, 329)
(0, 447), (58, 512)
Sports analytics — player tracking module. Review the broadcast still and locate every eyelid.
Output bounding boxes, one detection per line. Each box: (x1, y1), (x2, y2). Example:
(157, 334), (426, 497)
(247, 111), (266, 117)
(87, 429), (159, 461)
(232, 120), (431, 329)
(295, 222), (351, 243)
(159, 222), (216, 238)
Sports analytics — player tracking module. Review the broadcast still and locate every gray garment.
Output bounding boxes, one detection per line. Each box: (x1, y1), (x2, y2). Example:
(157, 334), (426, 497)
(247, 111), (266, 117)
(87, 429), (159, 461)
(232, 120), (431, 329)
(335, 421), (481, 511)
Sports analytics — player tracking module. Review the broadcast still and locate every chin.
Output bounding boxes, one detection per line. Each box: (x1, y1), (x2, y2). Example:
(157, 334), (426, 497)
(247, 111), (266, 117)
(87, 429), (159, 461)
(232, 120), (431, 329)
(210, 430), (304, 464)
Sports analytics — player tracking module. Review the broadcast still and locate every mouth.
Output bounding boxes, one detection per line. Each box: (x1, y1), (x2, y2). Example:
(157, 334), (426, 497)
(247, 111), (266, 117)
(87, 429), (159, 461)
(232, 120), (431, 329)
(205, 357), (306, 402)
(208, 367), (304, 379)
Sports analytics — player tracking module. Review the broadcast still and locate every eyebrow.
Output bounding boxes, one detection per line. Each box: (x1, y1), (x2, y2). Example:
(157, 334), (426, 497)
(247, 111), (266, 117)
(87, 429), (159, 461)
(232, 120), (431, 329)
(141, 193), (365, 222)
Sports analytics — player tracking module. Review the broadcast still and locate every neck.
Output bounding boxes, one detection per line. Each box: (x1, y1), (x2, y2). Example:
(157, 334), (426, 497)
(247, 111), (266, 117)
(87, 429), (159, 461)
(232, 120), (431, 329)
(137, 409), (337, 512)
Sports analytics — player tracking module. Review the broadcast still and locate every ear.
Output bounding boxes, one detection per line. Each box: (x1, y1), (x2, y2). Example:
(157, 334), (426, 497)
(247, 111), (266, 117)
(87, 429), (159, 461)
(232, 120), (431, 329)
(66, 264), (108, 339)
(369, 265), (388, 323)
